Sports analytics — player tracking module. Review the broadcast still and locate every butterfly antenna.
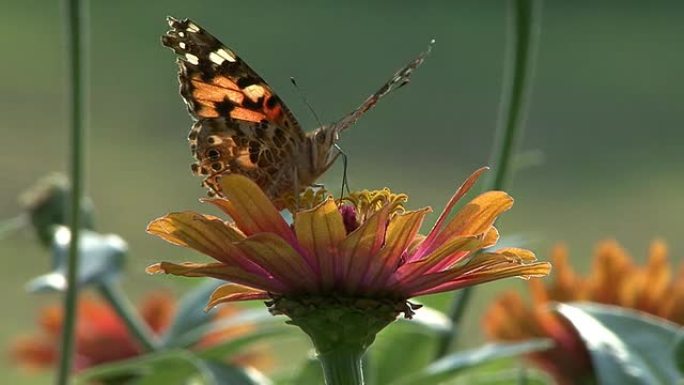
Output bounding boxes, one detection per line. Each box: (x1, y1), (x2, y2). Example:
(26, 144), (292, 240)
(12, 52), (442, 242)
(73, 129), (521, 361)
(290, 77), (351, 200)
(290, 77), (324, 128)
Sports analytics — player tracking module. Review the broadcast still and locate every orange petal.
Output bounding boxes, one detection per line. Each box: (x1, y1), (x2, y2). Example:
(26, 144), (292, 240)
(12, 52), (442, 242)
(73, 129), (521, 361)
(405, 249), (550, 296)
(337, 204), (391, 291)
(414, 167), (488, 259)
(393, 235), (482, 284)
(147, 212), (247, 264)
(205, 283), (269, 310)
(294, 198), (346, 288)
(435, 191), (513, 243)
(368, 208), (431, 286)
(237, 233), (316, 291)
(146, 262), (284, 293)
(209, 174), (296, 244)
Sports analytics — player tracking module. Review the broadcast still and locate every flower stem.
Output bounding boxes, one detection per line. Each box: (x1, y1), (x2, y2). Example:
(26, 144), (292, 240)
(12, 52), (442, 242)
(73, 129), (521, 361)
(318, 348), (365, 385)
(435, 0), (543, 359)
(98, 281), (161, 352)
(56, 0), (87, 382)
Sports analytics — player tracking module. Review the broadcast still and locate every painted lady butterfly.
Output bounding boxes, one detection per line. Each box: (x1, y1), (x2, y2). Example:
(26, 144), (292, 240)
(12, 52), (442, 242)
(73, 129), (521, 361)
(162, 17), (432, 208)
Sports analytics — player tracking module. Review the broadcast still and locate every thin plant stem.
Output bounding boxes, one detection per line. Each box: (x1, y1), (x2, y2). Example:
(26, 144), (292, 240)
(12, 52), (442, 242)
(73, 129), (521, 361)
(56, 0), (87, 383)
(434, 0), (543, 359)
(98, 281), (161, 352)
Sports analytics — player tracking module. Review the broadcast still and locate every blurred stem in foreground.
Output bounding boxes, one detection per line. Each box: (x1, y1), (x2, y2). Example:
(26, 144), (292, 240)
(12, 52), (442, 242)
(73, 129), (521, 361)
(98, 281), (161, 352)
(434, 0), (543, 359)
(56, 0), (87, 382)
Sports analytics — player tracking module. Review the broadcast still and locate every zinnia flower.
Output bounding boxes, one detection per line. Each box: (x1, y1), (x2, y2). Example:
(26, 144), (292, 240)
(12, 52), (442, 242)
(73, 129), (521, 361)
(483, 239), (684, 385)
(147, 168), (549, 309)
(10, 292), (266, 372)
(146, 167), (550, 375)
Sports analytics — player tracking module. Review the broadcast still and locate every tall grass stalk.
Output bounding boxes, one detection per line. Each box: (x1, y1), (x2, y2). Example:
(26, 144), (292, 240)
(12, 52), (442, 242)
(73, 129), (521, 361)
(435, 0), (543, 358)
(56, 0), (87, 382)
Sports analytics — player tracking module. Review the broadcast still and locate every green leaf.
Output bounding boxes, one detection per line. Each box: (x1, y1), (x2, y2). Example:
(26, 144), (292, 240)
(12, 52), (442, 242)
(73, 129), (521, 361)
(199, 327), (286, 361)
(76, 349), (203, 385)
(76, 349), (273, 385)
(190, 361), (273, 385)
(391, 339), (553, 385)
(169, 305), (280, 349)
(397, 303), (452, 334)
(287, 355), (325, 385)
(161, 279), (224, 347)
(675, 330), (684, 375)
(25, 226), (126, 292)
(556, 303), (683, 385)
(367, 304), (450, 384)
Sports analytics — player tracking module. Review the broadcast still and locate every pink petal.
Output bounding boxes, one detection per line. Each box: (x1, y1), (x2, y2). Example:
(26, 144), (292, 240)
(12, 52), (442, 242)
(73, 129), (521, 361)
(237, 233), (317, 292)
(411, 167), (488, 261)
(337, 204), (391, 292)
(294, 198), (347, 289)
(205, 283), (269, 310)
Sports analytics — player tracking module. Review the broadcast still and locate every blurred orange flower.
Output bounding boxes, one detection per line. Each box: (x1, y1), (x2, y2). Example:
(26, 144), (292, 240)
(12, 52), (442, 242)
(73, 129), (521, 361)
(484, 239), (684, 385)
(146, 168), (551, 316)
(10, 292), (266, 372)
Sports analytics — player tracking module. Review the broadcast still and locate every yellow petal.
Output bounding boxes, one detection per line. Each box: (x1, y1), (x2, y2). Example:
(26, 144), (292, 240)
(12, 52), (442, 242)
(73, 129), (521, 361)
(146, 261), (283, 292)
(417, 167), (488, 256)
(394, 235), (482, 283)
(208, 174), (295, 243)
(237, 233), (316, 291)
(436, 191), (513, 243)
(205, 283), (269, 310)
(294, 197), (346, 287)
(407, 256), (551, 297)
(368, 208), (431, 285)
(147, 212), (246, 265)
(338, 204), (391, 291)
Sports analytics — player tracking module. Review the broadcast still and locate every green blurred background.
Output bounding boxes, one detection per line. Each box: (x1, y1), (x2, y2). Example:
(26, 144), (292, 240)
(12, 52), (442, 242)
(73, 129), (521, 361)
(2, 0), (683, 383)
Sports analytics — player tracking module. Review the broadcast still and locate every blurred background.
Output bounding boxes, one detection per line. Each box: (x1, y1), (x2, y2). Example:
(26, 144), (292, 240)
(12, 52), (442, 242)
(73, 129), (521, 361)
(2, 0), (683, 383)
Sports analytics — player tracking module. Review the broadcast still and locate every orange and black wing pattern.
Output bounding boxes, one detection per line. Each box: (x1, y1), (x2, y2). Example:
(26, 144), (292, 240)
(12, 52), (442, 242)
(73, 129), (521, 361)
(162, 17), (305, 197)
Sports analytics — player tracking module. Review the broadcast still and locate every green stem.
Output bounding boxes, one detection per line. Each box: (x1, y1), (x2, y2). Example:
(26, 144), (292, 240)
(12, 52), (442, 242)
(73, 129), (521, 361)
(98, 282), (161, 352)
(434, 0), (543, 359)
(56, 0), (86, 382)
(318, 348), (365, 385)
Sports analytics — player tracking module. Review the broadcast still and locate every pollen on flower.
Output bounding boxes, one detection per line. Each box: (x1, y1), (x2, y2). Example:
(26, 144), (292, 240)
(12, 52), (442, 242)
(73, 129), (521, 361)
(340, 188), (407, 223)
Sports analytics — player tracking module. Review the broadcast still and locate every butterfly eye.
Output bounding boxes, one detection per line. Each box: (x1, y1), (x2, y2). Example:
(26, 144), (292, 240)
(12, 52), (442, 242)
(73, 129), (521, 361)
(315, 131), (327, 144)
(206, 149), (221, 161)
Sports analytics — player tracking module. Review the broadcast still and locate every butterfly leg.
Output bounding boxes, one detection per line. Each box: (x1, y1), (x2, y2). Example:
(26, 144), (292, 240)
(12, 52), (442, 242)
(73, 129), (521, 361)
(333, 144), (351, 199)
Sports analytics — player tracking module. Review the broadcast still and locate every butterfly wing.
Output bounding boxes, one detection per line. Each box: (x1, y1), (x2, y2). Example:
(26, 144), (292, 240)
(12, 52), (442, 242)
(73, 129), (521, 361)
(162, 17), (305, 198)
(327, 39), (434, 136)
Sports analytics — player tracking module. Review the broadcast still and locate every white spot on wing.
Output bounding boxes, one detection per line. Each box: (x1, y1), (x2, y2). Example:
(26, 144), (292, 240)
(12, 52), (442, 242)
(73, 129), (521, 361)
(185, 53), (199, 65)
(243, 84), (266, 102)
(178, 42), (186, 49)
(216, 48), (236, 62)
(178, 31), (185, 38)
(209, 51), (225, 65)
(186, 23), (200, 32)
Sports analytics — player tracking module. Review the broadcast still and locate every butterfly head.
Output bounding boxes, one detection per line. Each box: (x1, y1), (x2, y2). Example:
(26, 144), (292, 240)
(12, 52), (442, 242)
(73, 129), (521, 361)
(300, 125), (339, 180)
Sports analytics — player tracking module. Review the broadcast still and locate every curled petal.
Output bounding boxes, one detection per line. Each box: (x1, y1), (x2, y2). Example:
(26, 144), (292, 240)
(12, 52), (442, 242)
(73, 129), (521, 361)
(147, 212), (262, 274)
(337, 204), (390, 291)
(367, 208), (431, 286)
(146, 262), (285, 293)
(294, 198), (346, 288)
(404, 249), (551, 296)
(413, 167), (488, 260)
(237, 233), (316, 291)
(205, 283), (269, 310)
(208, 174), (296, 244)
(393, 235), (483, 285)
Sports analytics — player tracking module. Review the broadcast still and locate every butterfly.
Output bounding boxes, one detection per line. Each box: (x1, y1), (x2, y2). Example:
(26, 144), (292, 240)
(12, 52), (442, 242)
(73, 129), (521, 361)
(162, 16), (433, 208)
